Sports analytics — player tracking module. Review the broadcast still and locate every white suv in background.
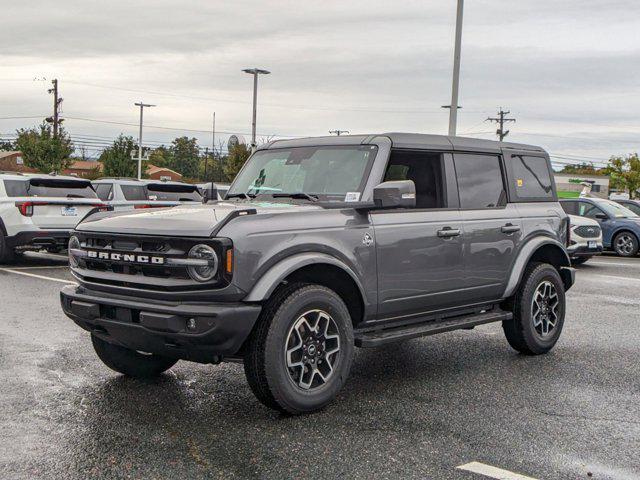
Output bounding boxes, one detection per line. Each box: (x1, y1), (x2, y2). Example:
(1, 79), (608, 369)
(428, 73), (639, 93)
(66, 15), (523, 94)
(567, 214), (603, 265)
(0, 172), (107, 262)
(93, 178), (202, 211)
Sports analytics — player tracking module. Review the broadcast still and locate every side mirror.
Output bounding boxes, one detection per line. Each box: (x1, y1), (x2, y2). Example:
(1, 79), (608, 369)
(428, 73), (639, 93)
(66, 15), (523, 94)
(373, 180), (416, 209)
(202, 183), (218, 204)
(595, 213), (608, 220)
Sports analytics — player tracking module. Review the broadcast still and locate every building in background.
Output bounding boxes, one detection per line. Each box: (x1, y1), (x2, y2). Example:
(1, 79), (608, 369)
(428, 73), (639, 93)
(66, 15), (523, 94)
(146, 165), (182, 181)
(554, 173), (610, 199)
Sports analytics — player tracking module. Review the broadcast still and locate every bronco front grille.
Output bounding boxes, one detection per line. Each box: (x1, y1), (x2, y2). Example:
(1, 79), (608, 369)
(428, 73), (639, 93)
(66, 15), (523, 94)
(72, 233), (231, 292)
(573, 225), (601, 238)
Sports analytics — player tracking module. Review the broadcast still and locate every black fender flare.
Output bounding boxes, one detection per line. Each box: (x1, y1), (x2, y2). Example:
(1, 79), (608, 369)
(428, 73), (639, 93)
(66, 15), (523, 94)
(244, 252), (367, 303)
(503, 237), (572, 298)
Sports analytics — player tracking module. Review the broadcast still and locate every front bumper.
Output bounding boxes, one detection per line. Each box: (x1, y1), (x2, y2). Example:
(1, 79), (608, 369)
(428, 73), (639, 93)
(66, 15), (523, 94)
(60, 284), (262, 363)
(6, 230), (71, 250)
(567, 244), (603, 257)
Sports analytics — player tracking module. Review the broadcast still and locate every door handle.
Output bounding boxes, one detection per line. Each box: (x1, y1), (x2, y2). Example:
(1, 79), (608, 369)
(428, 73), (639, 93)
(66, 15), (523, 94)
(437, 227), (461, 238)
(501, 224), (521, 234)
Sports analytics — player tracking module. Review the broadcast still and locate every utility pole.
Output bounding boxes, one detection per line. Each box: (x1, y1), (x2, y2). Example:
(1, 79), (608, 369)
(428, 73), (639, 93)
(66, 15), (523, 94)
(242, 68), (270, 152)
(134, 101), (155, 180)
(486, 108), (516, 141)
(204, 146), (209, 181)
(329, 130), (349, 136)
(444, 0), (464, 136)
(46, 79), (63, 137)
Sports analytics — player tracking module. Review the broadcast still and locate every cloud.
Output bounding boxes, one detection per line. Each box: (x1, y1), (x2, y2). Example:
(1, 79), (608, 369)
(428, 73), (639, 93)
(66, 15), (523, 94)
(1, 0), (639, 162)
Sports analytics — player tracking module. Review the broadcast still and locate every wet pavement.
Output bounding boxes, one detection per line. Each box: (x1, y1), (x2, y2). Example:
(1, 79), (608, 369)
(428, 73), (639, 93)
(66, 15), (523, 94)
(0, 253), (639, 479)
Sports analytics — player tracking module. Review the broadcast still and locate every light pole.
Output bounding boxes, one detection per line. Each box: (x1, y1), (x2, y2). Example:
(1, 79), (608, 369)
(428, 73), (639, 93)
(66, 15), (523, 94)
(134, 101), (155, 179)
(446, 0), (464, 136)
(242, 68), (270, 151)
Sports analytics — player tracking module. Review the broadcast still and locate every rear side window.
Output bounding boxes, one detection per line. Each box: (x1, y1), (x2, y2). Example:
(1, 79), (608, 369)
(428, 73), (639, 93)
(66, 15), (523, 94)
(94, 183), (113, 201)
(454, 154), (506, 209)
(511, 155), (554, 199)
(3, 180), (29, 197)
(121, 185), (148, 201)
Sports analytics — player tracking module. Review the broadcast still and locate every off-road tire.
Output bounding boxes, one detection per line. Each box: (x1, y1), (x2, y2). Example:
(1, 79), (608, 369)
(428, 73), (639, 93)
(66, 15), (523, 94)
(570, 256), (590, 266)
(0, 233), (15, 264)
(91, 334), (177, 378)
(243, 283), (354, 415)
(503, 262), (566, 355)
(612, 231), (639, 257)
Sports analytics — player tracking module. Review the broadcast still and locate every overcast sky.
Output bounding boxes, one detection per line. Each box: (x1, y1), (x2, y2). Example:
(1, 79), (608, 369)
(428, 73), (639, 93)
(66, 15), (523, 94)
(1, 0), (639, 167)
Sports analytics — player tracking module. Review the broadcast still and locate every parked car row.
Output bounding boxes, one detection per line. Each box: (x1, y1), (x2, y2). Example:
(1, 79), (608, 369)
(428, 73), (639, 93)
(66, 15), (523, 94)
(0, 172), (229, 263)
(561, 197), (640, 259)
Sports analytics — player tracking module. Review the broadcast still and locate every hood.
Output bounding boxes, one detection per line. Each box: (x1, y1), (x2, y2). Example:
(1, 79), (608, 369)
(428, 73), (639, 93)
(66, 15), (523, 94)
(76, 200), (321, 237)
(568, 214), (599, 227)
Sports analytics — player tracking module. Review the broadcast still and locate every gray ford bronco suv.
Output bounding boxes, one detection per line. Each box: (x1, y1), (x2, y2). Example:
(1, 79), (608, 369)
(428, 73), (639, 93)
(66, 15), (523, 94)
(60, 133), (574, 414)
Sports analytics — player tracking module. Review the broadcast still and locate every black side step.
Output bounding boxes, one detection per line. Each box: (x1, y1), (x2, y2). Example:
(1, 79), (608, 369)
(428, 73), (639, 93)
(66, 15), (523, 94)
(354, 310), (512, 348)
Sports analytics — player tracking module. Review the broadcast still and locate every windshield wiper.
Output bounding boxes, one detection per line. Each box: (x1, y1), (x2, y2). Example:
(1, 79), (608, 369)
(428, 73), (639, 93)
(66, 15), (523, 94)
(272, 192), (319, 202)
(226, 193), (256, 200)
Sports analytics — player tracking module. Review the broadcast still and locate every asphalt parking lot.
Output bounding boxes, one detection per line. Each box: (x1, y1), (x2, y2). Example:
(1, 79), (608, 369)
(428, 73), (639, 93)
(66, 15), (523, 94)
(0, 253), (639, 480)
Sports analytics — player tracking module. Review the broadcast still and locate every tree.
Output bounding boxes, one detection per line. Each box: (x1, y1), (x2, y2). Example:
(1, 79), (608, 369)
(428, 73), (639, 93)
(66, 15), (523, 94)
(167, 137), (200, 180)
(0, 139), (14, 151)
(14, 123), (74, 173)
(223, 143), (251, 181)
(148, 145), (171, 169)
(100, 135), (138, 178)
(607, 153), (640, 199)
(559, 162), (599, 175)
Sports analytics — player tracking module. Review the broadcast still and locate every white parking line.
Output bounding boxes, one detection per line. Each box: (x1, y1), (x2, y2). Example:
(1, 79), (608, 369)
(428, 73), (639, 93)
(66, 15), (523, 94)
(4, 265), (69, 271)
(0, 268), (76, 284)
(587, 261), (640, 267)
(580, 273), (640, 283)
(457, 462), (538, 480)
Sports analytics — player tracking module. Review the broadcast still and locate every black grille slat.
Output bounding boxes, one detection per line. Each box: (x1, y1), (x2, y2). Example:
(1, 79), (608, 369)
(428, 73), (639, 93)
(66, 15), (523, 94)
(574, 226), (601, 238)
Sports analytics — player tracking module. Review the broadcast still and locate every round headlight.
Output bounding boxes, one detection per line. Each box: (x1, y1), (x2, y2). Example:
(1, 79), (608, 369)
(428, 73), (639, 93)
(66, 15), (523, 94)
(68, 236), (80, 268)
(187, 244), (218, 282)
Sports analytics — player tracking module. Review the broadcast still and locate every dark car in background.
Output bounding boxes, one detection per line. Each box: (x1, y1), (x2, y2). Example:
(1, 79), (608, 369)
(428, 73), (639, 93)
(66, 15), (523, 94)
(560, 197), (640, 257)
(615, 199), (640, 216)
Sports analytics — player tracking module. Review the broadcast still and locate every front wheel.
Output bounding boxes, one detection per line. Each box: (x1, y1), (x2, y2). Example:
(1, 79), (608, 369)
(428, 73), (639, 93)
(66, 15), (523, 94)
(244, 283), (354, 414)
(91, 334), (177, 378)
(613, 232), (639, 257)
(503, 262), (566, 355)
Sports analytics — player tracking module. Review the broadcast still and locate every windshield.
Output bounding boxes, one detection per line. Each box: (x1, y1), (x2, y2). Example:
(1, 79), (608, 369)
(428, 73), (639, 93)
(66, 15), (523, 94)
(597, 199), (638, 218)
(227, 145), (378, 201)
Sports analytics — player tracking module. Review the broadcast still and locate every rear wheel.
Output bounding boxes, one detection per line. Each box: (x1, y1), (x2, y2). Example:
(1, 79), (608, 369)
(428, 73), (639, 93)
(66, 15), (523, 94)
(503, 262), (566, 355)
(244, 283), (354, 414)
(613, 232), (639, 257)
(91, 334), (177, 378)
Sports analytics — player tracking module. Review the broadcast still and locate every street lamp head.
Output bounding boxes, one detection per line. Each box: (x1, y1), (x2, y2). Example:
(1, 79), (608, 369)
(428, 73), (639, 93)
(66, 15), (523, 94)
(134, 102), (156, 107)
(242, 68), (271, 75)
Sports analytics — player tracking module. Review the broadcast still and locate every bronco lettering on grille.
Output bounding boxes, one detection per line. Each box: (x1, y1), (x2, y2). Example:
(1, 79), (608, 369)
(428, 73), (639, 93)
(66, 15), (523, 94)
(86, 250), (165, 264)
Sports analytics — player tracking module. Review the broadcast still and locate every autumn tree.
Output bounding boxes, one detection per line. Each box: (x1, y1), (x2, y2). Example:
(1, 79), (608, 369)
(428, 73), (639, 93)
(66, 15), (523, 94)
(223, 143), (251, 181)
(607, 153), (640, 198)
(100, 135), (138, 178)
(14, 123), (74, 173)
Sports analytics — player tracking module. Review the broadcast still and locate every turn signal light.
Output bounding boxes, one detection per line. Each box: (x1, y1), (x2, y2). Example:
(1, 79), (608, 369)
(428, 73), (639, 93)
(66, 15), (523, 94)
(226, 248), (233, 274)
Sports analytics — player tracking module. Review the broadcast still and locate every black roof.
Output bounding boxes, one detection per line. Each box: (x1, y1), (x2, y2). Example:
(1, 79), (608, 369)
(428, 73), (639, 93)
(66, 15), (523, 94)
(260, 133), (545, 154)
